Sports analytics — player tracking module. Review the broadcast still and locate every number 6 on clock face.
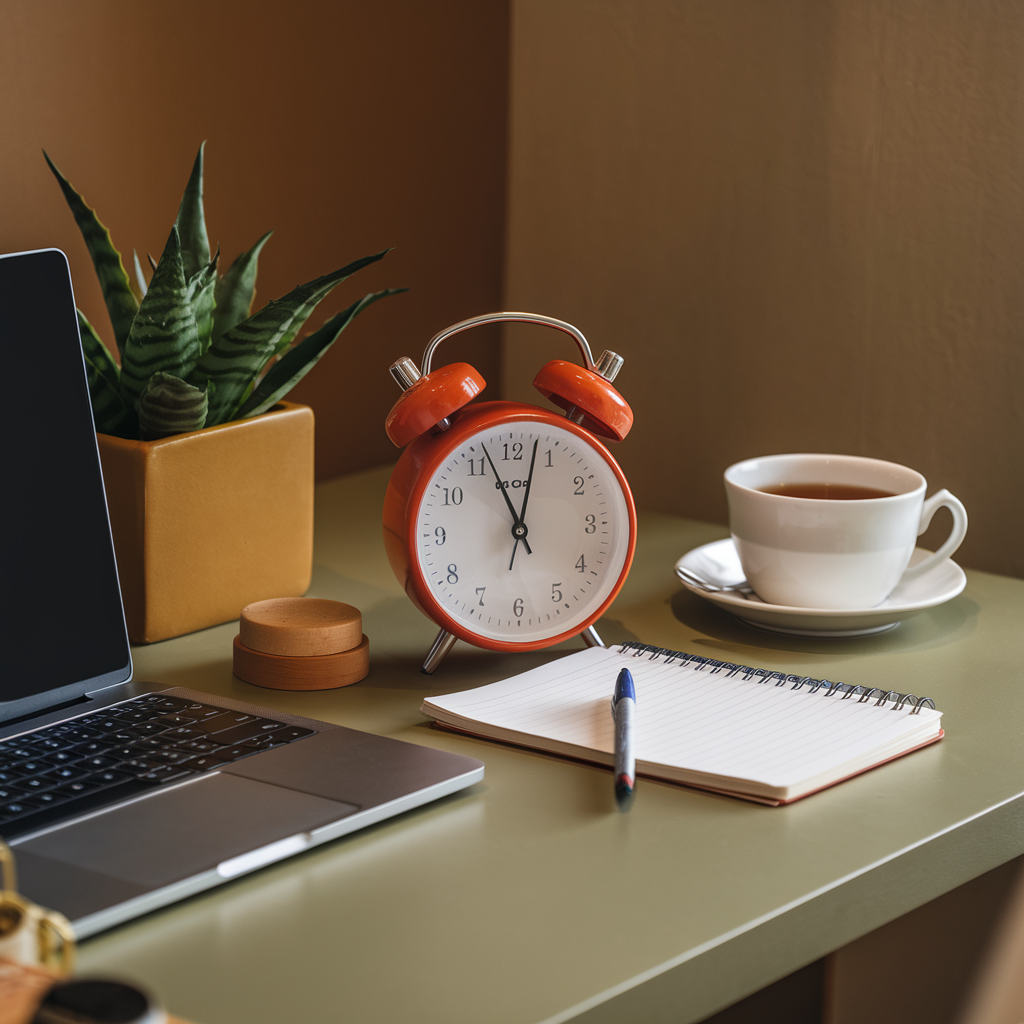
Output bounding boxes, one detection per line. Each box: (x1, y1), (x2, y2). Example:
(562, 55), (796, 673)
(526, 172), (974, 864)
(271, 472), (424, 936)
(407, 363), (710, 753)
(385, 403), (636, 651)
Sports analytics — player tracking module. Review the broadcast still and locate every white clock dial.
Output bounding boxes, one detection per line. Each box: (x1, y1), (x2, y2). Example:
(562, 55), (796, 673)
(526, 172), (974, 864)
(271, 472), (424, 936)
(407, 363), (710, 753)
(413, 421), (631, 642)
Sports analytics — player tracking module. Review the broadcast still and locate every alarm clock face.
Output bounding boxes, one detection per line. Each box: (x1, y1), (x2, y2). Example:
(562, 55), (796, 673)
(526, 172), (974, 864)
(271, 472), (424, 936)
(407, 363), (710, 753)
(411, 418), (632, 644)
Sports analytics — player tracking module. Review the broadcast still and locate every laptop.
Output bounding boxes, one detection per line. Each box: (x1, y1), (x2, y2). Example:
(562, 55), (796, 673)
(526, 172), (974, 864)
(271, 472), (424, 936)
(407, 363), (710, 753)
(0, 248), (483, 938)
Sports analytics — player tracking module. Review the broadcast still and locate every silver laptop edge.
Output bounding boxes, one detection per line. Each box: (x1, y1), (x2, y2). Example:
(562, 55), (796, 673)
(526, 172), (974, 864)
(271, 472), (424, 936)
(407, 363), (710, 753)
(7, 686), (484, 937)
(69, 762), (483, 939)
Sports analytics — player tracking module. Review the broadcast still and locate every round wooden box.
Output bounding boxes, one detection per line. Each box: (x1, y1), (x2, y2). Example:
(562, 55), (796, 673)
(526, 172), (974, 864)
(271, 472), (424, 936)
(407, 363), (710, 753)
(232, 598), (369, 690)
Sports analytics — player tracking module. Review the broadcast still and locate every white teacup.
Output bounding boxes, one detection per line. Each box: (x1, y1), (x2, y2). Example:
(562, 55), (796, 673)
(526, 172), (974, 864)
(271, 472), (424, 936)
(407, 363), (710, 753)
(724, 454), (968, 609)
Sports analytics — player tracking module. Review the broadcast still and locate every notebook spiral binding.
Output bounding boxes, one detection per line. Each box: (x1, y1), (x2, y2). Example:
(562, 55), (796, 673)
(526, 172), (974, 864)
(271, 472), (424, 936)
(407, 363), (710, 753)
(618, 642), (938, 714)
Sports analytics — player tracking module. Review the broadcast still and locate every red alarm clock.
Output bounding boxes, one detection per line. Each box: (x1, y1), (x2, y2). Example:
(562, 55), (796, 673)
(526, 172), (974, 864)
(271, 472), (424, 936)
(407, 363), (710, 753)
(382, 313), (636, 673)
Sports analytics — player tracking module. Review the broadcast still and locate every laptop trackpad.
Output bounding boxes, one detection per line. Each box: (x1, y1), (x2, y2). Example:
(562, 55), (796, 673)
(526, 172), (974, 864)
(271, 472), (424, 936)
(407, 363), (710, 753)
(18, 773), (358, 889)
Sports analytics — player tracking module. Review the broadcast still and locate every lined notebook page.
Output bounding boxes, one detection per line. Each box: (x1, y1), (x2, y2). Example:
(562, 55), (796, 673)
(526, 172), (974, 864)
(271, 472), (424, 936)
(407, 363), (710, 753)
(423, 647), (943, 788)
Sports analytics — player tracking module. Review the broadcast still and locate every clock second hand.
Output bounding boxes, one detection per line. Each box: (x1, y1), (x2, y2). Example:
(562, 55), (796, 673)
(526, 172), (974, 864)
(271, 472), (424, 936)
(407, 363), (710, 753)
(481, 443), (533, 560)
(509, 440), (539, 571)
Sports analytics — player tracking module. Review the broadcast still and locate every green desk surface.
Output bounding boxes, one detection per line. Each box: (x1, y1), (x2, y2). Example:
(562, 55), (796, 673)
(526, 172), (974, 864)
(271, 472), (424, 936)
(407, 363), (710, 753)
(77, 467), (1024, 1024)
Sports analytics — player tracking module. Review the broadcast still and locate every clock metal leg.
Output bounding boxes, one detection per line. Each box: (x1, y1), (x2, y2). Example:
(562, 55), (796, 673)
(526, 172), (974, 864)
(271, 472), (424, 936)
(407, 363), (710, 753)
(581, 624), (606, 648)
(422, 628), (457, 675)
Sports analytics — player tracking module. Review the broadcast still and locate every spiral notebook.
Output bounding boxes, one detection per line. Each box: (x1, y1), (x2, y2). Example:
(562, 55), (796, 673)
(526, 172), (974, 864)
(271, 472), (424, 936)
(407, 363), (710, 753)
(421, 643), (944, 805)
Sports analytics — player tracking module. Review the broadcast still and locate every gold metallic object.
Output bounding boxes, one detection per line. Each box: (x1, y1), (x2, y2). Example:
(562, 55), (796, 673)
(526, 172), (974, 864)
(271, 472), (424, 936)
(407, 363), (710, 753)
(0, 839), (76, 974)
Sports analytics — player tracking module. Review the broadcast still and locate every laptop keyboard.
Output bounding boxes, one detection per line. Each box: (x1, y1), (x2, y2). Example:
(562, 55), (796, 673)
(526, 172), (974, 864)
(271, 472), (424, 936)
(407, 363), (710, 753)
(0, 694), (315, 839)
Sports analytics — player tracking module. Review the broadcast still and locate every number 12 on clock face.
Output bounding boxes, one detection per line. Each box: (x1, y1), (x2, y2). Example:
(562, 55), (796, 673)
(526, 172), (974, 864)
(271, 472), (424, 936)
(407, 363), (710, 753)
(410, 417), (634, 647)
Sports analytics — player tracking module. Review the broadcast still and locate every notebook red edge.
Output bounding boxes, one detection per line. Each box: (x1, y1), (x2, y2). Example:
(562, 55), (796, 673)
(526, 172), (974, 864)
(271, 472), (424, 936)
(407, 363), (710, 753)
(429, 722), (945, 807)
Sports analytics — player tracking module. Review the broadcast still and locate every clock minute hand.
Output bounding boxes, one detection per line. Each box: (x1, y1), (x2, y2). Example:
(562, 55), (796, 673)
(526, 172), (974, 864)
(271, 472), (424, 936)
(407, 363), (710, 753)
(509, 440), (539, 571)
(481, 443), (533, 558)
(481, 442), (522, 524)
(516, 440), (540, 525)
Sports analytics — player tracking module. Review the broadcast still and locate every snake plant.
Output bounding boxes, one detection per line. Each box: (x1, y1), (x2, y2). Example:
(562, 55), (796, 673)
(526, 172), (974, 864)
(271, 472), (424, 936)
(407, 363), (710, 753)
(46, 144), (405, 440)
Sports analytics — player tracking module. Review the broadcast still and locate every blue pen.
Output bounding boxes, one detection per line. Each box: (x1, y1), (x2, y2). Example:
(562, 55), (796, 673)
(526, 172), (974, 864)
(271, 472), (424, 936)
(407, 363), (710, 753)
(612, 668), (636, 809)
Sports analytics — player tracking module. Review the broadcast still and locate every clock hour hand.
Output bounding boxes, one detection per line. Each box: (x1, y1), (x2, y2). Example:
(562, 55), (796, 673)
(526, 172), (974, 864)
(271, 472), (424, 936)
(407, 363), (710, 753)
(481, 443), (532, 559)
(509, 440), (539, 571)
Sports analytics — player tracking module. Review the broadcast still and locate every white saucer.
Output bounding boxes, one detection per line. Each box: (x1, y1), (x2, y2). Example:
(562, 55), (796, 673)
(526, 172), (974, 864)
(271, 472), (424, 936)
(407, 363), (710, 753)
(674, 539), (967, 637)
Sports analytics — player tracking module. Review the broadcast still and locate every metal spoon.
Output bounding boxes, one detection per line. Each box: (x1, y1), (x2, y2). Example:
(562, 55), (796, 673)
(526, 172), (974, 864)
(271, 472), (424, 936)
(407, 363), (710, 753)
(676, 566), (756, 596)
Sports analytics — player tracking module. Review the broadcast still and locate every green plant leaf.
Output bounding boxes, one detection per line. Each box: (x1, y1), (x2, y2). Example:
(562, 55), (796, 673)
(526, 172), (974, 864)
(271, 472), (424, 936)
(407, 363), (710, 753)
(77, 308), (119, 389)
(174, 142), (211, 281)
(44, 150), (138, 358)
(138, 372), (209, 440)
(212, 230), (272, 344)
(187, 247), (220, 356)
(192, 248), (390, 425)
(77, 309), (135, 435)
(236, 288), (406, 419)
(132, 250), (148, 299)
(120, 226), (201, 408)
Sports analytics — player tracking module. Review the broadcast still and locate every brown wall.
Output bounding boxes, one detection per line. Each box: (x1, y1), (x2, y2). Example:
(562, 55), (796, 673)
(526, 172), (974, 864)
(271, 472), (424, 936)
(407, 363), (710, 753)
(6, 1), (1022, 576)
(503, 0), (1024, 577)
(1, 0), (508, 481)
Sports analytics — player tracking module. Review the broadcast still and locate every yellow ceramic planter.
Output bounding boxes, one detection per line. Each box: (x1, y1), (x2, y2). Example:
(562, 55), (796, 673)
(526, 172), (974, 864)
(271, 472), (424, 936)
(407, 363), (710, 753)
(97, 402), (314, 644)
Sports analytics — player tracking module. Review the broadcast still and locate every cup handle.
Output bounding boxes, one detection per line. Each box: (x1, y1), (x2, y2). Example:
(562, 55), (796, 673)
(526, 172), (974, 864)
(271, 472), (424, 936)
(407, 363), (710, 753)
(901, 489), (968, 580)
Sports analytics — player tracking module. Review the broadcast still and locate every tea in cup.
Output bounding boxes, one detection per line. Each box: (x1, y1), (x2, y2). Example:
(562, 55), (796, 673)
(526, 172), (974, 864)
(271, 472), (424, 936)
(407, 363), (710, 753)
(724, 454), (968, 609)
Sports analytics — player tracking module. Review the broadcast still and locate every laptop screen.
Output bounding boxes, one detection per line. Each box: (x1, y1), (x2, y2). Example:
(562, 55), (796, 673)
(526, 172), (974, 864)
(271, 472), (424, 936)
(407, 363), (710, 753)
(1, 249), (131, 721)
